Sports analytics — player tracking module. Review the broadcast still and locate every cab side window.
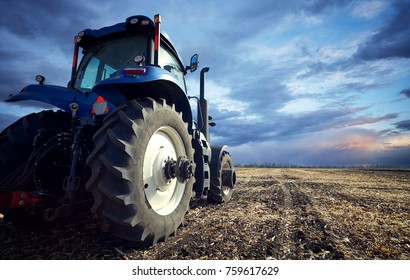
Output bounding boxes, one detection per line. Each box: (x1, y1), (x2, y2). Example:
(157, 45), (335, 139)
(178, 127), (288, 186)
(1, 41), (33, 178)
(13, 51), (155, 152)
(160, 46), (184, 88)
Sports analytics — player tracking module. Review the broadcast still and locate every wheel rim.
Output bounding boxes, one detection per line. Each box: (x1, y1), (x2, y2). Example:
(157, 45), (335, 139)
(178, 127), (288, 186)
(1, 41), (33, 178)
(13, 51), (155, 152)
(221, 163), (231, 195)
(143, 126), (187, 215)
(221, 161), (233, 196)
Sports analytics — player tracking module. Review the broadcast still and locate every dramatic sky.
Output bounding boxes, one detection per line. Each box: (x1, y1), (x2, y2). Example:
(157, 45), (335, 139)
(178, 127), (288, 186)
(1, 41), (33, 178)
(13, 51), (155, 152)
(0, 0), (409, 166)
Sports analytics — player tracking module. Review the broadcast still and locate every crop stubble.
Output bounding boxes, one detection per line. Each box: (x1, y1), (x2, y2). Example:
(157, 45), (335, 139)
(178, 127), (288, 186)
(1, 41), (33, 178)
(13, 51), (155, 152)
(1, 168), (409, 259)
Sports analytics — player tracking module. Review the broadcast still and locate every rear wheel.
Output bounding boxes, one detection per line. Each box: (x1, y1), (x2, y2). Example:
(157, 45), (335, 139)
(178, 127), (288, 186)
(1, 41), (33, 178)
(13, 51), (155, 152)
(86, 98), (195, 246)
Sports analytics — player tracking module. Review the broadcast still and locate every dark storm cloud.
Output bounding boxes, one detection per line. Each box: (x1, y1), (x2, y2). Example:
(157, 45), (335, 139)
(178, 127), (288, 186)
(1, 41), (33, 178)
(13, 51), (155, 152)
(395, 119), (410, 131)
(0, 0), (99, 39)
(206, 0), (355, 48)
(0, 62), (27, 94)
(237, 79), (292, 113)
(0, 0), (102, 109)
(297, 61), (326, 79)
(210, 74), (404, 147)
(400, 88), (410, 98)
(355, 1), (410, 60)
(339, 81), (388, 94)
(210, 119), (272, 146)
(305, 0), (354, 14)
(205, 77), (296, 146)
(221, 0), (299, 42)
(0, 49), (29, 93)
(376, 147), (410, 167)
(269, 107), (388, 140)
(335, 113), (398, 128)
(0, 49), (72, 101)
(210, 103), (395, 147)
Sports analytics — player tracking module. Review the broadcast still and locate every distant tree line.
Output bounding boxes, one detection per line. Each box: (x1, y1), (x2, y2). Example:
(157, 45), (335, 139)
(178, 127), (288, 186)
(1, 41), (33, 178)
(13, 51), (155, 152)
(235, 163), (409, 169)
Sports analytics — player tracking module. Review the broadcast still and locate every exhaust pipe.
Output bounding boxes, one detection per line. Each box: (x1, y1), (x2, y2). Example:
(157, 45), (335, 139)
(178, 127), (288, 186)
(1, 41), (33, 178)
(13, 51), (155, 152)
(199, 67), (210, 141)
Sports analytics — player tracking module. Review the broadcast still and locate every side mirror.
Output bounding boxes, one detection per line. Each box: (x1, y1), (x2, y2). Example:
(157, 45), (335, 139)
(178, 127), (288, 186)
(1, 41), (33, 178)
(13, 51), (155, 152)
(189, 54), (199, 73)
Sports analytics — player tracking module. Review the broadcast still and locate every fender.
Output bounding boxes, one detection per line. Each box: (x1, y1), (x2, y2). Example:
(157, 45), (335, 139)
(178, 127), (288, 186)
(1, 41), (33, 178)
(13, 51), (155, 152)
(5, 84), (114, 117)
(93, 66), (193, 130)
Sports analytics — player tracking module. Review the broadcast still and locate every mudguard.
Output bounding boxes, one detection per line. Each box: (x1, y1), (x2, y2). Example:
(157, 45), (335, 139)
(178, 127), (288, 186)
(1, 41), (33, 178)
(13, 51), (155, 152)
(93, 66), (193, 129)
(5, 85), (114, 117)
(5, 67), (192, 126)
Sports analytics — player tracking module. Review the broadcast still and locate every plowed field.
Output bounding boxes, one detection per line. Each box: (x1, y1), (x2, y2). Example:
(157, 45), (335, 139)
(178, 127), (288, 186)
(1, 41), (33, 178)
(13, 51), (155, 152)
(1, 168), (409, 259)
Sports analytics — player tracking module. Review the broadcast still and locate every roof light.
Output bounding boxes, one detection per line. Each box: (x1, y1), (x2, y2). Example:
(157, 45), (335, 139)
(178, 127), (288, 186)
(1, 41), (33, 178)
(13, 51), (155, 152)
(74, 31), (84, 43)
(35, 75), (45, 85)
(130, 18), (139, 24)
(122, 68), (146, 75)
(141, 19), (150, 26)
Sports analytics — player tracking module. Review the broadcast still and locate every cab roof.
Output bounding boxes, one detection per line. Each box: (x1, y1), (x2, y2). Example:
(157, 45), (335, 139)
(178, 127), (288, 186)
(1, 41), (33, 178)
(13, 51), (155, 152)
(76, 15), (183, 65)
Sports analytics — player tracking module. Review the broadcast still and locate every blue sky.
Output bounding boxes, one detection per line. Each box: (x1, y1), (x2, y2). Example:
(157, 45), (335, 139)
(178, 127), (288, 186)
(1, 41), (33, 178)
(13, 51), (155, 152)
(0, 0), (409, 166)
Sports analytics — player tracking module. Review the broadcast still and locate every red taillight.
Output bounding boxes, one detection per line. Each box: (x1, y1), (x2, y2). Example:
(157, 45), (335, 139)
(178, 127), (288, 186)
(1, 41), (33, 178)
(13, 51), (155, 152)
(122, 68), (147, 75)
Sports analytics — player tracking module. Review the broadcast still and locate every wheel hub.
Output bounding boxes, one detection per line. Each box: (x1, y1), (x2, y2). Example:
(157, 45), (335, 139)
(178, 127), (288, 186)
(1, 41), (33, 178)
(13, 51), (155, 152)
(152, 149), (174, 191)
(164, 158), (176, 181)
(164, 156), (196, 183)
(222, 168), (236, 188)
(176, 156), (196, 183)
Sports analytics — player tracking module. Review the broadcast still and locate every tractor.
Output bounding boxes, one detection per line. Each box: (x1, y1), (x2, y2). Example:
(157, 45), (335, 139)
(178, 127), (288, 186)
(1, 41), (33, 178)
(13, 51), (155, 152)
(0, 14), (236, 246)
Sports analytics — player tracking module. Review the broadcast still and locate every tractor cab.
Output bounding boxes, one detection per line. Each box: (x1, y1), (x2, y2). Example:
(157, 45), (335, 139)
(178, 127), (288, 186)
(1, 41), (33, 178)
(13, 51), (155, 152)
(72, 15), (193, 96)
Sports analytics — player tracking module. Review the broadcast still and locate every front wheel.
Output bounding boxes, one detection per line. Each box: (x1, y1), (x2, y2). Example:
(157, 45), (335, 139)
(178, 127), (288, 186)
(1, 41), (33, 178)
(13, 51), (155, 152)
(86, 98), (195, 246)
(208, 148), (236, 203)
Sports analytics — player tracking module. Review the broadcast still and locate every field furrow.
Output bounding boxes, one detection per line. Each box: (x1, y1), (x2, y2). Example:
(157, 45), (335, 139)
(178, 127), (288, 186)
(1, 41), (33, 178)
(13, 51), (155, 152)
(1, 168), (409, 259)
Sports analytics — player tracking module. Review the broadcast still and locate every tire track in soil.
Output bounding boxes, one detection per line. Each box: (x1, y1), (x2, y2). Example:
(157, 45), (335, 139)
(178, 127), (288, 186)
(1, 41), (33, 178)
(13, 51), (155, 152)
(276, 170), (344, 259)
(272, 170), (296, 259)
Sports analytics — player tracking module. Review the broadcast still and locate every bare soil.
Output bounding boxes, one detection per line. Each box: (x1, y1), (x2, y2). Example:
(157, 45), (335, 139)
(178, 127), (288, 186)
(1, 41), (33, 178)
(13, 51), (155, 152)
(1, 168), (409, 260)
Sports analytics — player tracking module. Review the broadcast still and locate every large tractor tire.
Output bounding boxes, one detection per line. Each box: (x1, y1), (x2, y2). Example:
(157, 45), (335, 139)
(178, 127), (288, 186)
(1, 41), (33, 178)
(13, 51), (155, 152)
(0, 110), (71, 191)
(86, 98), (195, 246)
(208, 148), (236, 203)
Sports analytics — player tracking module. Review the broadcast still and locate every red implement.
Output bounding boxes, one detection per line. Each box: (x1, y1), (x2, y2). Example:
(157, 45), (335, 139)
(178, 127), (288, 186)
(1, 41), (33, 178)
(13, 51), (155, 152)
(0, 191), (42, 209)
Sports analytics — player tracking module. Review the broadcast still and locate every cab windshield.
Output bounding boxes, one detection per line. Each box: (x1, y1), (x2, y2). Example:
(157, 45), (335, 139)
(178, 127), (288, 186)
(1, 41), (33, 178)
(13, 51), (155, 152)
(74, 35), (148, 92)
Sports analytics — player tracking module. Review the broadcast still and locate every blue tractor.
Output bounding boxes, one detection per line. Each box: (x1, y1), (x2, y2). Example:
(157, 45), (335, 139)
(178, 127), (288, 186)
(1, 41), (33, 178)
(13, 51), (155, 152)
(0, 15), (236, 246)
